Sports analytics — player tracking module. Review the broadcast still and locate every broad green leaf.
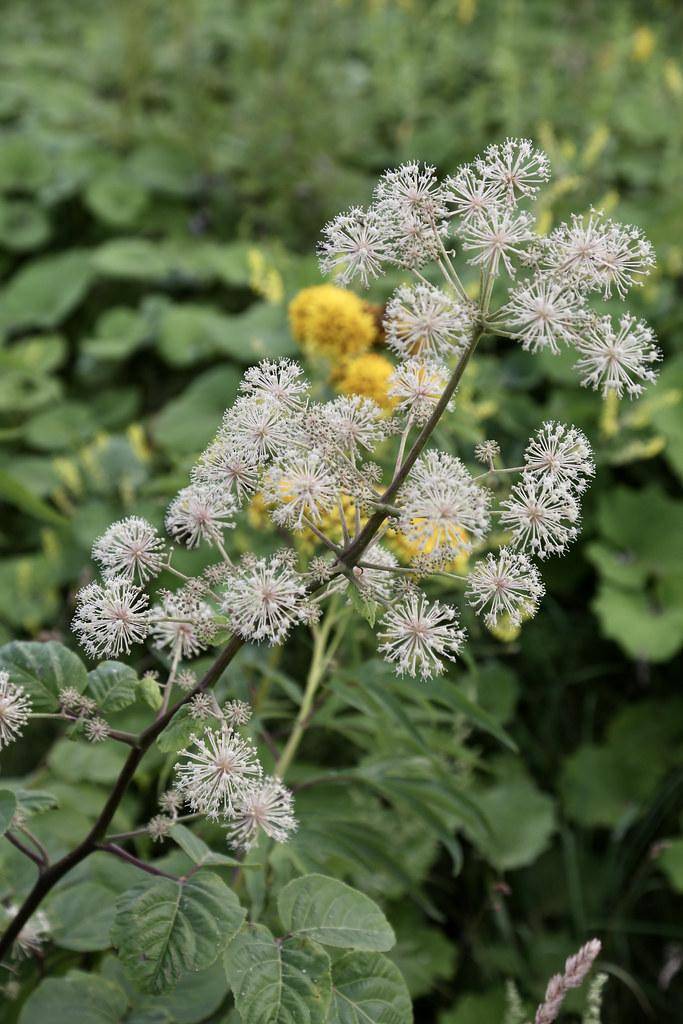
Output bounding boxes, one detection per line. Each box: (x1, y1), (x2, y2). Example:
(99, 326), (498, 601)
(87, 662), (138, 713)
(23, 400), (98, 451)
(92, 239), (181, 281)
(0, 135), (51, 193)
(0, 368), (62, 415)
(328, 951), (413, 1024)
(225, 923), (331, 1024)
(0, 555), (60, 631)
(217, 302), (297, 363)
(82, 306), (153, 362)
(0, 333), (66, 374)
(0, 468), (67, 525)
(0, 790), (17, 835)
(86, 172), (149, 227)
(127, 142), (198, 196)
(560, 698), (683, 828)
(0, 197), (50, 251)
(49, 881), (119, 952)
(112, 872), (245, 994)
(152, 365), (240, 456)
(103, 954), (228, 1024)
(592, 584), (683, 663)
(48, 739), (127, 785)
(169, 823), (242, 868)
(3, 786), (59, 817)
(0, 640), (87, 711)
(277, 874), (395, 951)
(0, 250), (93, 335)
(464, 778), (555, 872)
(18, 971), (128, 1024)
(157, 304), (234, 367)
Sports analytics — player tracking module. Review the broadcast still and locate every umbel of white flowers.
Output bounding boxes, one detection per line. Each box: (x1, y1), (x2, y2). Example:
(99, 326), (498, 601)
(0, 138), (661, 855)
(64, 142), (657, 675)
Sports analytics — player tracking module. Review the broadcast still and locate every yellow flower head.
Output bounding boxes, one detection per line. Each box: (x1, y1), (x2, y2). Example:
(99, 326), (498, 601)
(486, 611), (521, 643)
(289, 284), (377, 358)
(334, 353), (395, 410)
(388, 522), (470, 574)
(246, 491), (270, 530)
(631, 25), (655, 62)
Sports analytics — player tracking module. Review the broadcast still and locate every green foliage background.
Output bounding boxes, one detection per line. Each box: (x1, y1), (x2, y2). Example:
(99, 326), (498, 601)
(0, 0), (682, 1021)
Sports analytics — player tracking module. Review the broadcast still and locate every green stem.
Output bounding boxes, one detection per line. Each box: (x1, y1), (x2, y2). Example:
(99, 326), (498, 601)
(275, 605), (344, 780)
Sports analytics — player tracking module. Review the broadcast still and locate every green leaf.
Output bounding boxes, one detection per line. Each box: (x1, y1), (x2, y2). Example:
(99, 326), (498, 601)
(0, 135), (51, 193)
(225, 923), (331, 1024)
(156, 705), (198, 753)
(169, 823), (242, 868)
(0, 789), (17, 835)
(218, 302), (297, 363)
(0, 250), (94, 335)
(138, 673), (163, 711)
(101, 952), (228, 1024)
(23, 399), (98, 451)
(0, 367), (62, 415)
(0, 640), (87, 712)
(18, 971), (128, 1024)
(0, 197), (50, 251)
(127, 142), (198, 196)
(157, 304), (234, 367)
(4, 786), (59, 817)
(152, 365), (240, 456)
(86, 172), (149, 227)
(592, 584), (683, 663)
(49, 881), (119, 952)
(92, 239), (180, 281)
(347, 586), (379, 628)
(48, 739), (127, 785)
(111, 872), (245, 994)
(87, 662), (138, 713)
(464, 777), (555, 872)
(82, 306), (154, 363)
(328, 950), (413, 1024)
(278, 874), (395, 951)
(0, 468), (67, 525)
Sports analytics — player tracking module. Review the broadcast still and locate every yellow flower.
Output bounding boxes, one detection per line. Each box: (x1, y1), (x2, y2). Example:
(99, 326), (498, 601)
(631, 25), (655, 62)
(334, 353), (395, 409)
(387, 523), (470, 574)
(246, 491), (271, 530)
(664, 58), (683, 97)
(486, 611), (521, 643)
(289, 284), (377, 358)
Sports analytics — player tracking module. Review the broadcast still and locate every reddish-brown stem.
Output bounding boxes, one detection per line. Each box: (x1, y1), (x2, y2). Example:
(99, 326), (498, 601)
(5, 831), (45, 870)
(97, 842), (179, 881)
(0, 635), (243, 960)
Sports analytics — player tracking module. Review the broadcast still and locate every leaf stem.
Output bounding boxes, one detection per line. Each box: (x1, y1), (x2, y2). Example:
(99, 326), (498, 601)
(97, 842), (179, 880)
(275, 605), (344, 780)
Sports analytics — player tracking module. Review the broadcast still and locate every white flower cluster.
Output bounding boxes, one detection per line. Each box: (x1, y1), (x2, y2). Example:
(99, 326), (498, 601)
(0, 671), (31, 751)
(172, 715), (297, 852)
(67, 141), (659, 691)
(321, 137), (660, 399)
